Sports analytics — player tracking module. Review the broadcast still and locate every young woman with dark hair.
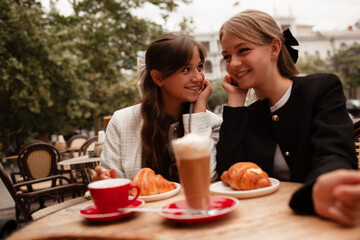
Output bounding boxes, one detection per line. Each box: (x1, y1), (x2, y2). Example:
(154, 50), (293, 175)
(93, 32), (222, 183)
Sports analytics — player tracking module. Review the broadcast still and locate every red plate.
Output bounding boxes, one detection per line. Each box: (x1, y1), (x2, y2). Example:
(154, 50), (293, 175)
(79, 199), (145, 222)
(158, 196), (239, 224)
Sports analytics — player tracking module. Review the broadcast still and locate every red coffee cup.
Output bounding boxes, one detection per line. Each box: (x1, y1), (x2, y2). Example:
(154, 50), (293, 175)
(88, 178), (140, 214)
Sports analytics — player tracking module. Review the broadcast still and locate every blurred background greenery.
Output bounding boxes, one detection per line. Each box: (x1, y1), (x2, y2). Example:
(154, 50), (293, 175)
(1, 0), (193, 154)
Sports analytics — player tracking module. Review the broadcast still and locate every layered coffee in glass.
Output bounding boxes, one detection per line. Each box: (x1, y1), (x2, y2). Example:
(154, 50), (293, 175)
(171, 133), (210, 213)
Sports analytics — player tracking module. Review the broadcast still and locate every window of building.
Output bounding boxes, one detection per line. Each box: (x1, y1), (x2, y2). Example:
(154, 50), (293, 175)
(205, 60), (213, 73)
(340, 42), (347, 50)
(200, 41), (210, 53)
(327, 50), (332, 57)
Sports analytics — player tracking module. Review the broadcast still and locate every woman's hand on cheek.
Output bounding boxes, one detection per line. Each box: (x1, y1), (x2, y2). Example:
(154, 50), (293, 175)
(194, 78), (212, 113)
(223, 75), (247, 107)
(222, 75), (240, 93)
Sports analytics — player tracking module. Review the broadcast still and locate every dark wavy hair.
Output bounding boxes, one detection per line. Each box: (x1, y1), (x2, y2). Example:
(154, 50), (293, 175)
(140, 32), (206, 181)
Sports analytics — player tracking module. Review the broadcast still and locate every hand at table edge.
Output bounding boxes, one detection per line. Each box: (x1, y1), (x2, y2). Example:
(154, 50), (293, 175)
(312, 169), (360, 227)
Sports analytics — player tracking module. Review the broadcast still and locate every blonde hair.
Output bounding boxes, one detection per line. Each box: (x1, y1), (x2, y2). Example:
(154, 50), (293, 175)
(219, 10), (299, 78)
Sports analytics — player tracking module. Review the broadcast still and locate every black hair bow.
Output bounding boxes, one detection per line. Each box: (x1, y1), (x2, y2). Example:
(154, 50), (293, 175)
(283, 29), (299, 64)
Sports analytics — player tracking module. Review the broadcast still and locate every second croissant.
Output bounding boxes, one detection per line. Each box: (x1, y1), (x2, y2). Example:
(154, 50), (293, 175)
(221, 162), (272, 190)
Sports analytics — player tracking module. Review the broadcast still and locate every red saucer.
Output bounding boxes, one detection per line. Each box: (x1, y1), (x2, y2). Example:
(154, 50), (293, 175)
(158, 196), (239, 224)
(79, 199), (145, 222)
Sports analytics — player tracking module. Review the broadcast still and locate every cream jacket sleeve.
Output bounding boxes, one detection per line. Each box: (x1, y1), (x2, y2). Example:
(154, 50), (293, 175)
(100, 104), (143, 179)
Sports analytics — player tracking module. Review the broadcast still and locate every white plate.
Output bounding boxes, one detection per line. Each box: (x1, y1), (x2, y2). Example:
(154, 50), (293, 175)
(138, 182), (181, 202)
(210, 178), (280, 199)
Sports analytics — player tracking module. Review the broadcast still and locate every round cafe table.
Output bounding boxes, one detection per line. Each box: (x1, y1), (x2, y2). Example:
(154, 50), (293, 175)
(57, 155), (100, 171)
(7, 182), (360, 240)
(57, 155), (101, 185)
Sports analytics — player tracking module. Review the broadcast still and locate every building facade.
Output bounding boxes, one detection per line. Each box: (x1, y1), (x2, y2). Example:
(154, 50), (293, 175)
(195, 14), (360, 81)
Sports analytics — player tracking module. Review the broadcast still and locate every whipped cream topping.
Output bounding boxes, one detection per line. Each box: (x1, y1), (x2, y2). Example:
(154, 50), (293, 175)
(171, 133), (210, 159)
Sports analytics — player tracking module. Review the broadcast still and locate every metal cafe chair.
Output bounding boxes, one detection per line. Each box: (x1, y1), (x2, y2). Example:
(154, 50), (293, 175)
(79, 136), (98, 157)
(14, 142), (83, 209)
(0, 163), (86, 223)
(67, 134), (88, 158)
(10, 139), (45, 184)
(353, 120), (360, 169)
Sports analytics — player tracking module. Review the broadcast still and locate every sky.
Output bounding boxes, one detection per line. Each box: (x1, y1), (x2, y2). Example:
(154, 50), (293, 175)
(41, 0), (360, 33)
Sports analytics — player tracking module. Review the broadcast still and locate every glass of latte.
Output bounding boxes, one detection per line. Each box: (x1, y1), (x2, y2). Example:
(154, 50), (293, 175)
(171, 133), (210, 214)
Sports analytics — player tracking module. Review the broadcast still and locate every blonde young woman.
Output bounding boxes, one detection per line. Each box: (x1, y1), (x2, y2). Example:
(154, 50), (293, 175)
(216, 10), (359, 226)
(93, 33), (222, 183)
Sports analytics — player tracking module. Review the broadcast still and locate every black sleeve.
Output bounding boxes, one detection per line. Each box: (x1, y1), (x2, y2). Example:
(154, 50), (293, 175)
(216, 106), (249, 176)
(289, 73), (358, 214)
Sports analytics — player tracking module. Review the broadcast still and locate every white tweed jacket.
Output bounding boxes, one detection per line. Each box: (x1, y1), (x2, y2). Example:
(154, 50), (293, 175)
(100, 103), (223, 182)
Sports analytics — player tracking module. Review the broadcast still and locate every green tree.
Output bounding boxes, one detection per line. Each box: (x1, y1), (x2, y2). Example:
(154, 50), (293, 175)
(296, 55), (332, 74)
(52, 0), (193, 131)
(0, 0), (90, 153)
(0, 0), (192, 154)
(332, 45), (360, 99)
(207, 80), (227, 111)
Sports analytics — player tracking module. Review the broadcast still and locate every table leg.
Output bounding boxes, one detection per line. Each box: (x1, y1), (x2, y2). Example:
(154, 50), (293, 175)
(85, 168), (93, 184)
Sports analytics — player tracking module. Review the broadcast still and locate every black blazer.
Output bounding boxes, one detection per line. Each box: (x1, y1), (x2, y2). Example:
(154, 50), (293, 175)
(216, 73), (358, 214)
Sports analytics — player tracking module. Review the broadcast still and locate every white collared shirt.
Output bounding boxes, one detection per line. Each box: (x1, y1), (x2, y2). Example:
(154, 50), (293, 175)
(270, 83), (293, 181)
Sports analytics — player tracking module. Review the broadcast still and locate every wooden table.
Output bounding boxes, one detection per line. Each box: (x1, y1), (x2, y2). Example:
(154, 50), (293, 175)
(58, 156), (100, 170)
(7, 182), (360, 240)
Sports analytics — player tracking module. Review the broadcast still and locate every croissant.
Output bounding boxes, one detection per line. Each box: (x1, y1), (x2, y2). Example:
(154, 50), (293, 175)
(221, 162), (272, 190)
(131, 168), (176, 196)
